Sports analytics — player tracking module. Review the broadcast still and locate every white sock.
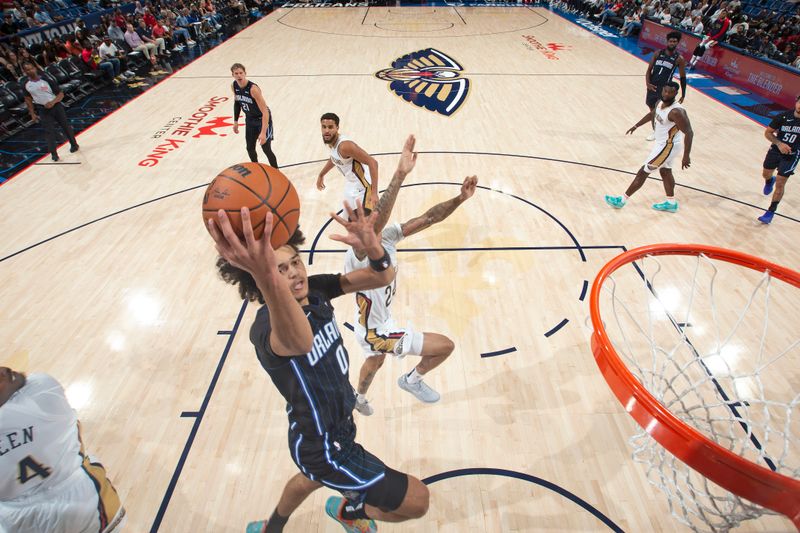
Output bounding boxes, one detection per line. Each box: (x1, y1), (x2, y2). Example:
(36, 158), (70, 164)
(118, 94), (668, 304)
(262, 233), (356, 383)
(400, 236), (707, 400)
(623, 194), (629, 202)
(356, 393), (367, 402)
(666, 196), (675, 203)
(406, 369), (423, 384)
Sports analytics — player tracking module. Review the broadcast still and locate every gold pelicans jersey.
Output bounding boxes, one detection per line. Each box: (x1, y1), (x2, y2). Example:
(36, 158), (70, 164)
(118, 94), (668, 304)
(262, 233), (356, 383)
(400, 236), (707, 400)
(0, 374), (81, 500)
(344, 223), (403, 331)
(654, 101), (685, 145)
(330, 134), (372, 195)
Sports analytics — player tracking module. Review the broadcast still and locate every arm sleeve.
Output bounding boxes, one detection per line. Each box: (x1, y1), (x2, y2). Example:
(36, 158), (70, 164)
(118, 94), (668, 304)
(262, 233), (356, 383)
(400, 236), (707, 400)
(308, 274), (345, 300)
(234, 101), (240, 121)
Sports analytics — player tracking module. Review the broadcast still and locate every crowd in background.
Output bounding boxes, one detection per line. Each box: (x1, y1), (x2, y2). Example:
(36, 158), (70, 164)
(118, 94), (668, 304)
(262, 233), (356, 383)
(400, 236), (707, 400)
(564, 0), (800, 68)
(0, 0), (265, 83)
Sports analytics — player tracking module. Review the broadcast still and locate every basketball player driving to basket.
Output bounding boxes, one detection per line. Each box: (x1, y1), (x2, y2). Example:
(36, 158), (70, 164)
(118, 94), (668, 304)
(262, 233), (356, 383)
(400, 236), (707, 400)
(208, 138), (431, 533)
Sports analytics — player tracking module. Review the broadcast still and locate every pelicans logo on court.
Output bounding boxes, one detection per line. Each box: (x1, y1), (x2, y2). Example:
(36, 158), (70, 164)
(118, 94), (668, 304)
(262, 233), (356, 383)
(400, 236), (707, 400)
(375, 48), (469, 117)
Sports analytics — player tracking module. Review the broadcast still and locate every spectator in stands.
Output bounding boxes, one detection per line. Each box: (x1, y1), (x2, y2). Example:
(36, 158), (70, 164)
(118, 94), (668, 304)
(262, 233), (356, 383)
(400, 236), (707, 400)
(593, 0), (623, 25)
(201, 0), (224, 29)
(136, 19), (167, 58)
(74, 18), (88, 37)
(642, 0), (659, 18)
(175, 8), (197, 39)
(20, 60), (79, 161)
(25, 9), (41, 28)
(32, 6), (55, 26)
(1, 13), (18, 36)
(657, 5), (672, 24)
(151, 19), (179, 53)
(167, 15), (195, 46)
(113, 8), (126, 28)
(125, 21), (157, 67)
(64, 36), (82, 56)
(108, 18), (125, 41)
(40, 40), (59, 66)
(620, 7), (642, 36)
(748, 27), (766, 54)
(143, 7), (157, 27)
(18, 47), (42, 70)
(51, 37), (70, 59)
(98, 36), (134, 77)
(690, 15), (704, 33)
(2, 49), (25, 77)
(80, 38), (120, 81)
(728, 24), (749, 47)
(690, 0), (705, 19)
(688, 8), (731, 68)
(669, 0), (686, 22)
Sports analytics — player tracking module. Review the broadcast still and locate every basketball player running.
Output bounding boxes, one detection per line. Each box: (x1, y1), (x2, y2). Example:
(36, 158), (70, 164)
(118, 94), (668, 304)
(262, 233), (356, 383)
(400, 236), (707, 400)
(208, 191), (428, 531)
(757, 95), (800, 224)
(347, 137), (477, 415)
(605, 81), (693, 213)
(644, 31), (686, 141)
(231, 63), (278, 167)
(0, 368), (125, 533)
(317, 113), (380, 217)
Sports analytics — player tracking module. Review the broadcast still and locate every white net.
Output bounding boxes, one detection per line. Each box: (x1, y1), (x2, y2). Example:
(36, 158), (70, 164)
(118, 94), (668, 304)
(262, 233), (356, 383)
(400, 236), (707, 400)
(602, 252), (800, 532)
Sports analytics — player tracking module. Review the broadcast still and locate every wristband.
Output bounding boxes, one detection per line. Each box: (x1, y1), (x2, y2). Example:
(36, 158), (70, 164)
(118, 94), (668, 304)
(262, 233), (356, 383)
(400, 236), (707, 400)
(369, 248), (391, 272)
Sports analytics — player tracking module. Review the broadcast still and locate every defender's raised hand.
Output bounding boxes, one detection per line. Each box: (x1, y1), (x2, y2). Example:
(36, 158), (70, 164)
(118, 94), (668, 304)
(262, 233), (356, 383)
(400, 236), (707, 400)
(330, 200), (380, 251)
(459, 176), (478, 201)
(397, 134), (418, 176)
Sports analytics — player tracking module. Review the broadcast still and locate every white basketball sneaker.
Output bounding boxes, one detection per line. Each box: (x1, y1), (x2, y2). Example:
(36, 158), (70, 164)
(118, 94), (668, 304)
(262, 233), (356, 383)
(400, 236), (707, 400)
(398, 373), (440, 403)
(354, 396), (374, 416)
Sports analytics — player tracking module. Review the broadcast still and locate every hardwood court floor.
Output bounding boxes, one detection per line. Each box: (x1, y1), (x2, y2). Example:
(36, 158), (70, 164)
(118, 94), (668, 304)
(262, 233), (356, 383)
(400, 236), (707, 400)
(0, 6), (797, 532)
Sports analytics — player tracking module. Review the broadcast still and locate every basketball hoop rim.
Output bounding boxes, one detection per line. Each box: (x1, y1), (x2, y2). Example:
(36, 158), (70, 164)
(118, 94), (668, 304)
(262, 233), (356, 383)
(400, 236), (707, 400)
(589, 243), (800, 528)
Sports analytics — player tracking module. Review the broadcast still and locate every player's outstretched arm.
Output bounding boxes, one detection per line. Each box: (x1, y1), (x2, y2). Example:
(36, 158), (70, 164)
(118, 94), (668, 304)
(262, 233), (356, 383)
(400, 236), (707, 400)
(373, 134), (418, 234)
(208, 208), (313, 356)
(401, 176), (478, 238)
(627, 110), (656, 135)
(317, 159), (334, 190)
(331, 200), (396, 293)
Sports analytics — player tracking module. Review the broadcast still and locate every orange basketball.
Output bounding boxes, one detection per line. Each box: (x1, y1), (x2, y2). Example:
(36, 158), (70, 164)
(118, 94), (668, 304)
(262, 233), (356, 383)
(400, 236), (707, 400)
(202, 163), (300, 249)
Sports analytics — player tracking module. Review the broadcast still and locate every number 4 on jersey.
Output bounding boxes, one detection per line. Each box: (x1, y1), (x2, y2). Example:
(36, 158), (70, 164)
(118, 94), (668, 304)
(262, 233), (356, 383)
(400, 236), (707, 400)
(17, 455), (52, 484)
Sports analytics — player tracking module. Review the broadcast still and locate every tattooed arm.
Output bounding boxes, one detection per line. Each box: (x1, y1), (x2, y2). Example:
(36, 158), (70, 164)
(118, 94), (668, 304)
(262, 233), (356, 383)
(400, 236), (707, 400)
(400, 176), (478, 238)
(373, 134), (417, 234)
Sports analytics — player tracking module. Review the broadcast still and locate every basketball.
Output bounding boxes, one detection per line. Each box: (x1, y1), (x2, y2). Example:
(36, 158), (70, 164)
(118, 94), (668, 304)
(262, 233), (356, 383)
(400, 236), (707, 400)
(202, 162), (300, 249)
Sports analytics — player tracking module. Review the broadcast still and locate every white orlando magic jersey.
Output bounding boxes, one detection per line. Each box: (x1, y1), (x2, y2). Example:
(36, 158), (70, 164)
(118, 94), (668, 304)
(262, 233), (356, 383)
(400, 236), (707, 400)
(330, 134), (372, 194)
(344, 223), (403, 330)
(654, 101), (685, 145)
(0, 374), (81, 501)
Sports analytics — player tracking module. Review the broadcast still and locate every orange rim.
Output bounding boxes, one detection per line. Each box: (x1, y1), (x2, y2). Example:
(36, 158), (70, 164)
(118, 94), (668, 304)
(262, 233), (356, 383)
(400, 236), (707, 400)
(589, 243), (800, 528)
